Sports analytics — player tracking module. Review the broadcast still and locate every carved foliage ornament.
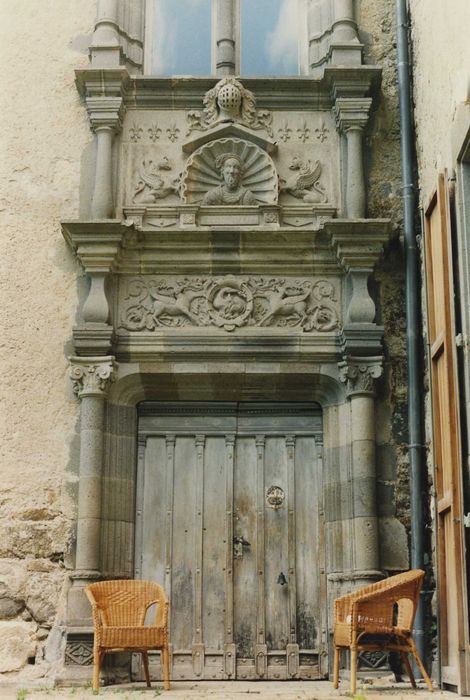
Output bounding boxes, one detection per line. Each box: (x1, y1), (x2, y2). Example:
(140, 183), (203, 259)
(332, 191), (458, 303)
(186, 77), (273, 137)
(120, 277), (339, 333)
(69, 358), (116, 398)
(338, 359), (383, 395)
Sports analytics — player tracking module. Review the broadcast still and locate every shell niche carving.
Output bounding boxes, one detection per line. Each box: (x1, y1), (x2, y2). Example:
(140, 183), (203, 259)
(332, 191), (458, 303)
(181, 138), (278, 205)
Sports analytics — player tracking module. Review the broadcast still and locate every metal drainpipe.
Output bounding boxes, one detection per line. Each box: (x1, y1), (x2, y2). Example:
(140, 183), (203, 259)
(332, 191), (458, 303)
(395, 0), (426, 669)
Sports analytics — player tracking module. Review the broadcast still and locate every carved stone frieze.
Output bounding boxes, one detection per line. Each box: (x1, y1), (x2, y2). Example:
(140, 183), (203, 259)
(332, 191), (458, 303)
(65, 638), (93, 666)
(69, 356), (117, 398)
(338, 357), (383, 396)
(280, 157), (327, 203)
(186, 77), (273, 137)
(119, 277), (340, 333)
(133, 157), (180, 204)
(181, 138), (278, 205)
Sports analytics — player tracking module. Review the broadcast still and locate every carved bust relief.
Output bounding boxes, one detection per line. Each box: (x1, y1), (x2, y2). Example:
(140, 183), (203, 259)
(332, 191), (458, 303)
(181, 137), (278, 205)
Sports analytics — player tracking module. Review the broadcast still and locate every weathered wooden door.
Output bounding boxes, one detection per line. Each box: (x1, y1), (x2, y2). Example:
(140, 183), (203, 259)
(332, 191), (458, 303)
(424, 174), (470, 693)
(134, 401), (326, 681)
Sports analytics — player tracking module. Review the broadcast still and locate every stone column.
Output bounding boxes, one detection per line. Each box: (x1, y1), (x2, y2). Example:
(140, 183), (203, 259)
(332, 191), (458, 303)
(90, 0), (120, 67)
(86, 97), (123, 219)
(67, 356), (117, 627)
(339, 357), (383, 579)
(215, 0), (237, 76)
(335, 98), (372, 219)
(332, 0), (358, 42)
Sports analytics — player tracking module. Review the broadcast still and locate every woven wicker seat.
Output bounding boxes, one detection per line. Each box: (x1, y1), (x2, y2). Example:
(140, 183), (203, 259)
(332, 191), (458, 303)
(332, 569), (433, 693)
(86, 579), (170, 691)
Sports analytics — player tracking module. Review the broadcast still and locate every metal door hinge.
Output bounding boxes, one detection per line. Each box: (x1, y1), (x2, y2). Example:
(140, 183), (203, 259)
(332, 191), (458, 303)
(463, 513), (470, 528)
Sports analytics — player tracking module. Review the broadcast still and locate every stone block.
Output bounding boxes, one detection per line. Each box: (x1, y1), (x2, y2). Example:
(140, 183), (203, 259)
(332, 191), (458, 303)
(378, 517), (409, 571)
(0, 620), (37, 672)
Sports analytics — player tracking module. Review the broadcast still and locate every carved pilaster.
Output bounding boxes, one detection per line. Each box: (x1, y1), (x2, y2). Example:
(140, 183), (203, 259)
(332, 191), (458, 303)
(86, 97), (123, 219)
(69, 356), (117, 399)
(338, 356), (383, 397)
(335, 98), (372, 218)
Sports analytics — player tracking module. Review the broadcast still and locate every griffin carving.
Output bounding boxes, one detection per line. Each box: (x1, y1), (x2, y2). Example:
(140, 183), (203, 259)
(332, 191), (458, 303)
(133, 157), (180, 204)
(280, 157), (327, 203)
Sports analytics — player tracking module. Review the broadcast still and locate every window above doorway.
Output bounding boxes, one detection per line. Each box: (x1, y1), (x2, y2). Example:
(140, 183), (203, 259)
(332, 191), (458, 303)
(145, 0), (307, 77)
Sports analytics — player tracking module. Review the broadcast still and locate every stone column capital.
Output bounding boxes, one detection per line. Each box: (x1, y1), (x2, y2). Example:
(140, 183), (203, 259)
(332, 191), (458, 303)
(338, 356), (383, 396)
(334, 97), (372, 133)
(69, 356), (117, 398)
(86, 96), (124, 133)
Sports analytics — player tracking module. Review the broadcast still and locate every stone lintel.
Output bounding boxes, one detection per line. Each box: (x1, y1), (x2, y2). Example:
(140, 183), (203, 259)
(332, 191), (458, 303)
(326, 219), (391, 271)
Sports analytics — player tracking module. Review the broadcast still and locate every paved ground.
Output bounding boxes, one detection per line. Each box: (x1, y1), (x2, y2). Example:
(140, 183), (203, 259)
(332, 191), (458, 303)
(0, 679), (457, 700)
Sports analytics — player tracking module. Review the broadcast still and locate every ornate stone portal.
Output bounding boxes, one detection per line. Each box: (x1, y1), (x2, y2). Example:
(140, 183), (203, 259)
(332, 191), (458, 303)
(64, 56), (391, 682)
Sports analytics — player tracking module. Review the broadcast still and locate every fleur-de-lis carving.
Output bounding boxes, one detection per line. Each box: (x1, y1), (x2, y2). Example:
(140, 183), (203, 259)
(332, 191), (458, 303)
(296, 120), (311, 143)
(166, 124), (180, 142)
(148, 124), (162, 142)
(315, 119), (329, 143)
(278, 120), (292, 142)
(129, 123), (143, 142)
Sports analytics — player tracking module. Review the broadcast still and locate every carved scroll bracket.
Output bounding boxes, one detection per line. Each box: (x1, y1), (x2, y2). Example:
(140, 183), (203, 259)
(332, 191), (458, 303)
(69, 356), (117, 399)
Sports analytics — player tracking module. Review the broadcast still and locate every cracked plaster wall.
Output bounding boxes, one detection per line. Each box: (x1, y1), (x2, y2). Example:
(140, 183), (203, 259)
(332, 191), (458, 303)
(410, 0), (470, 204)
(0, 0), (96, 680)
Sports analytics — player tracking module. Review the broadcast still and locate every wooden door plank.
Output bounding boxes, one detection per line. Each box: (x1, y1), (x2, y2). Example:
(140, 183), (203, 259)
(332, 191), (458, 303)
(255, 434), (268, 678)
(224, 434), (236, 678)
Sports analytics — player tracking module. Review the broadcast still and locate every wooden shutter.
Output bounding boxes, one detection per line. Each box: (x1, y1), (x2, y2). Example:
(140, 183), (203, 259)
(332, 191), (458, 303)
(424, 172), (470, 693)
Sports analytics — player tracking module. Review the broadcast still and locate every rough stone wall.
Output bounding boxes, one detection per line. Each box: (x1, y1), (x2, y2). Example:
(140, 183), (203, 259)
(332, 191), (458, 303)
(410, 0), (470, 203)
(356, 0), (410, 570)
(0, 0), (96, 679)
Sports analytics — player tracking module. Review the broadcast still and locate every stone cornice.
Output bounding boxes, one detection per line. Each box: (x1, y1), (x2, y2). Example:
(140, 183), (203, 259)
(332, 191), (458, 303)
(62, 221), (124, 273)
(326, 219), (391, 272)
(324, 66), (382, 100)
(62, 218), (392, 277)
(74, 67), (382, 113)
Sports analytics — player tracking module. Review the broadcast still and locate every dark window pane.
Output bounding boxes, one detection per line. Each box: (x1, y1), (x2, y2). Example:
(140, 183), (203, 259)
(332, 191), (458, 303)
(152, 0), (212, 76)
(241, 0), (299, 76)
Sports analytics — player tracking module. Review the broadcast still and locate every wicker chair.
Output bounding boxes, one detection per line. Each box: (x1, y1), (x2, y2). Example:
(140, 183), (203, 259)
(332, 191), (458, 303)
(85, 579), (170, 692)
(332, 569), (433, 693)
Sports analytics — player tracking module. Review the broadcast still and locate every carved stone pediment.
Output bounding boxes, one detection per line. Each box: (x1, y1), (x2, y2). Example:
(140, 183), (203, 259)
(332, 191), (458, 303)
(181, 137), (278, 206)
(183, 122), (277, 155)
